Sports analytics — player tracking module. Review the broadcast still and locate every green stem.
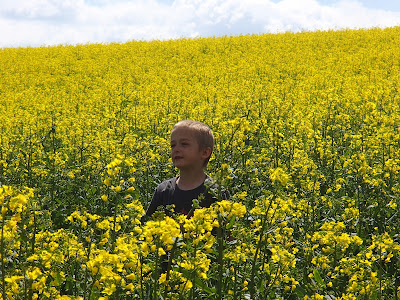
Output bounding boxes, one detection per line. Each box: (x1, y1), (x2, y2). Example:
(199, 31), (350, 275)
(28, 210), (37, 300)
(140, 254), (144, 300)
(233, 262), (237, 300)
(112, 206), (117, 248)
(31, 211), (36, 256)
(190, 244), (197, 300)
(249, 195), (275, 298)
(1, 214), (6, 300)
(216, 215), (224, 300)
(86, 268), (100, 300)
(249, 215), (267, 297)
(84, 239), (92, 300)
(263, 260), (286, 297)
(163, 237), (179, 299)
(153, 241), (161, 300)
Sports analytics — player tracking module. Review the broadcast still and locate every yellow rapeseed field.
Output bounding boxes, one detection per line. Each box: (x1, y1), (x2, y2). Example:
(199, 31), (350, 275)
(1, 26), (400, 299)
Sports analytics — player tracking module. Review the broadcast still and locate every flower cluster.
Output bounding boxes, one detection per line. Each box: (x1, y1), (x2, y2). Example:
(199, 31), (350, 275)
(1, 26), (400, 299)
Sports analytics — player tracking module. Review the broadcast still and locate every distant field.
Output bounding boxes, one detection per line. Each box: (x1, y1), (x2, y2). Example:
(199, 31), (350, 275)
(1, 27), (400, 299)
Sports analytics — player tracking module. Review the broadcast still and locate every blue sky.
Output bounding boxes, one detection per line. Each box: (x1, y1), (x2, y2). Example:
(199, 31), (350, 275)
(1, 0), (399, 48)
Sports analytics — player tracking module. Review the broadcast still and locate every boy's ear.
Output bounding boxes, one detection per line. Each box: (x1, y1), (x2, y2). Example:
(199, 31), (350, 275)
(201, 147), (212, 159)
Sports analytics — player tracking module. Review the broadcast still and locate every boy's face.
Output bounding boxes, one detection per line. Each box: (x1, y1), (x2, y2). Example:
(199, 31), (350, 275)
(170, 127), (211, 171)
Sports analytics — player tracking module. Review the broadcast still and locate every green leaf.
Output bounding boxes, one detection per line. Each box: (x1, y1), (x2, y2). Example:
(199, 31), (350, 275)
(294, 284), (306, 298)
(370, 289), (378, 300)
(313, 269), (326, 288)
(180, 269), (216, 295)
(226, 216), (236, 230)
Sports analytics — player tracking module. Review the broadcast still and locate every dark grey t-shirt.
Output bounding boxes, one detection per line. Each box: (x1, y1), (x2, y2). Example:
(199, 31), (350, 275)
(146, 176), (218, 217)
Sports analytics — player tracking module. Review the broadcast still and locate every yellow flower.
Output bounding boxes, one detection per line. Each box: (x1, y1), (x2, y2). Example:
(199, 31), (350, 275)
(183, 280), (193, 290)
(5, 275), (24, 293)
(26, 267), (42, 280)
(102, 284), (117, 296)
(269, 167), (289, 186)
(1, 206), (7, 215)
(103, 178), (111, 187)
(158, 247), (166, 256)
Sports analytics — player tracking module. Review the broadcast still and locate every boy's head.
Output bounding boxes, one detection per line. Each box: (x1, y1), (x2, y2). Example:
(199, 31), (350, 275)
(170, 120), (214, 168)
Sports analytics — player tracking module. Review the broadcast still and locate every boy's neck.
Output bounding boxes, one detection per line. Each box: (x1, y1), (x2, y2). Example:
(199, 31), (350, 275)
(176, 168), (206, 190)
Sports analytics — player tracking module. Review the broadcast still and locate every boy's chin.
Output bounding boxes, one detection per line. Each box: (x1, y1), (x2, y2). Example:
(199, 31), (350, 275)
(173, 161), (192, 169)
(174, 164), (186, 170)
(172, 162), (184, 169)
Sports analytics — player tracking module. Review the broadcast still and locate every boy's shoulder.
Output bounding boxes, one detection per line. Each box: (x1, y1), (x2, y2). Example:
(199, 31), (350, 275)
(158, 175), (212, 190)
(204, 175), (230, 200)
(155, 175), (228, 199)
(204, 175), (216, 188)
(155, 177), (177, 192)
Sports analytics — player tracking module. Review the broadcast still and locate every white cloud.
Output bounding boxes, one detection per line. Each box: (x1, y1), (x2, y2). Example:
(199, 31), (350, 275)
(0, 0), (399, 48)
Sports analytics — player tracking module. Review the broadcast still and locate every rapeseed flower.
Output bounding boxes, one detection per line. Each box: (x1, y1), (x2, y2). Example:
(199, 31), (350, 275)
(2, 26), (400, 299)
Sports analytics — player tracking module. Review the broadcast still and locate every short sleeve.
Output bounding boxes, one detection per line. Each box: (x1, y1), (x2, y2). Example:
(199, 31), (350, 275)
(145, 186), (163, 217)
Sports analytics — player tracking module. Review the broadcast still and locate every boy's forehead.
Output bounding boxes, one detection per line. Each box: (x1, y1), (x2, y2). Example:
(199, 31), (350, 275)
(170, 127), (196, 139)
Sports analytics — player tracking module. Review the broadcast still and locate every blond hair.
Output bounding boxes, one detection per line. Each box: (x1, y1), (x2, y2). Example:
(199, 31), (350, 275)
(171, 120), (214, 166)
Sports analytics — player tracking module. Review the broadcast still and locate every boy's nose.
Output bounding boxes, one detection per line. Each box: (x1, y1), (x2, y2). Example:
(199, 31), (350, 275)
(171, 146), (179, 154)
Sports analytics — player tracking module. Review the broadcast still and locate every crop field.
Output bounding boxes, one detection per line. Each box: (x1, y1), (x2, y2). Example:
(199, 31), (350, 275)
(1, 26), (400, 299)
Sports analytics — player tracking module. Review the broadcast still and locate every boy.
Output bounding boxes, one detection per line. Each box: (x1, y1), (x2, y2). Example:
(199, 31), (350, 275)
(146, 120), (219, 217)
